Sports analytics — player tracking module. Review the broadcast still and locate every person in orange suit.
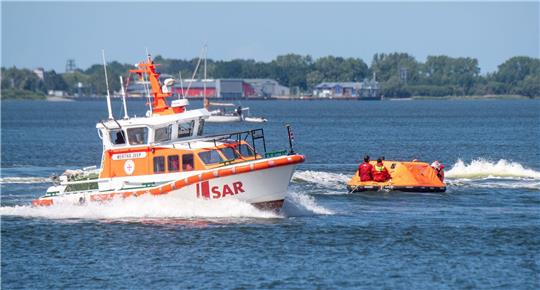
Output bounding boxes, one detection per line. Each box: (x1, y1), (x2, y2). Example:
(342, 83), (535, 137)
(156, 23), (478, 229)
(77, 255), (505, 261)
(372, 158), (391, 182)
(358, 155), (374, 181)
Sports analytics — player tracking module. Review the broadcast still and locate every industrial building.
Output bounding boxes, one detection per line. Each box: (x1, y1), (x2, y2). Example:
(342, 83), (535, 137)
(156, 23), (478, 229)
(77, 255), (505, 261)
(244, 79), (290, 98)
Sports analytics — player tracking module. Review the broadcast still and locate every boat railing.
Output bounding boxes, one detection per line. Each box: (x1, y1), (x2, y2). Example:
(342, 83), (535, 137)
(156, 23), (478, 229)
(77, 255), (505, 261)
(191, 128), (267, 159)
(182, 125), (296, 161)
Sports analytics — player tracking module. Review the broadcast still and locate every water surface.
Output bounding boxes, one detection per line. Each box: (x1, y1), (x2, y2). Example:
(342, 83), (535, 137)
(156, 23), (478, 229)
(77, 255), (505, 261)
(2, 99), (539, 289)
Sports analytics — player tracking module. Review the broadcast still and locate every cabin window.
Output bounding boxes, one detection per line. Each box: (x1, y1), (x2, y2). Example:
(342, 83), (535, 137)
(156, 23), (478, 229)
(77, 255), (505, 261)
(178, 121), (194, 138)
(127, 127), (149, 145)
(197, 119), (205, 136)
(237, 144), (255, 157)
(153, 156), (165, 173)
(182, 154), (194, 171)
(110, 130), (126, 145)
(65, 182), (98, 192)
(168, 155), (180, 172)
(220, 147), (238, 161)
(155, 125), (172, 143)
(198, 150), (224, 165)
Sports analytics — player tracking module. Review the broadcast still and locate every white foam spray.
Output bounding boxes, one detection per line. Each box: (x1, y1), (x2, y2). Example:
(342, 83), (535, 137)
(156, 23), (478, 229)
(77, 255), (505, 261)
(0, 191), (332, 220)
(0, 194), (279, 220)
(282, 191), (334, 216)
(446, 159), (540, 180)
(0, 177), (50, 184)
(293, 170), (351, 189)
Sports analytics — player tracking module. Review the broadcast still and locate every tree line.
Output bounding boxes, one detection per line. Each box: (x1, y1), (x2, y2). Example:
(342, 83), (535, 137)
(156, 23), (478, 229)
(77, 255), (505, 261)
(2, 53), (539, 99)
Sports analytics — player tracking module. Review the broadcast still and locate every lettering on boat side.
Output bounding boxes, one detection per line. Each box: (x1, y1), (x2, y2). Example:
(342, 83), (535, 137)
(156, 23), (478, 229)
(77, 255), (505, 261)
(113, 152), (147, 160)
(196, 180), (245, 199)
(124, 160), (135, 175)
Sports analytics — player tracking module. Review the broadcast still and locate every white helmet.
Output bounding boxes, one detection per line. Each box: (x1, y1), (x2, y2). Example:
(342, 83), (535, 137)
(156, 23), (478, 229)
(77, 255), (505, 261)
(431, 161), (441, 169)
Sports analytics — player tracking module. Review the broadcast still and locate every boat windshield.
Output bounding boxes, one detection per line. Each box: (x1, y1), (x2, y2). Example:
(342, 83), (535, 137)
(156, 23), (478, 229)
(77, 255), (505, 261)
(237, 144), (255, 157)
(155, 125), (172, 143)
(178, 121), (194, 138)
(109, 129), (126, 146)
(127, 127), (149, 145)
(220, 147), (239, 161)
(198, 150), (224, 165)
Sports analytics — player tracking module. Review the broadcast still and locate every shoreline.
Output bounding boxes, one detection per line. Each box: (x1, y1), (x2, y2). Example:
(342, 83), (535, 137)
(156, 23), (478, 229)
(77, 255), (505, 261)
(2, 94), (537, 101)
(410, 94), (536, 100)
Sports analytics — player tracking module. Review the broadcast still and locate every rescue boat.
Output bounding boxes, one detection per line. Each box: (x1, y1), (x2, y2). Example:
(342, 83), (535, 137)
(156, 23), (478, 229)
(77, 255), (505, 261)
(32, 55), (304, 210)
(347, 161), (446, 193)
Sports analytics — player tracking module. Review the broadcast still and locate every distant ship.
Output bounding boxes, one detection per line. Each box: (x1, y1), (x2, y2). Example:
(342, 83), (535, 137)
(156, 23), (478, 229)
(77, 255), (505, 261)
(205, 100), (267, 123)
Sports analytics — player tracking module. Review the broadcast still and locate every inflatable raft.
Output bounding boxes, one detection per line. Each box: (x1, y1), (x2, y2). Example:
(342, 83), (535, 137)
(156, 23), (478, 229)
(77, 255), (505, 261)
(347, 161), (446, 193)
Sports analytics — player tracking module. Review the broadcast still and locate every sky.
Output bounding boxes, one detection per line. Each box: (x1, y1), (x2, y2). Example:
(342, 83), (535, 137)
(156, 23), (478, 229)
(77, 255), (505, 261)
(1, 1), (539, 74)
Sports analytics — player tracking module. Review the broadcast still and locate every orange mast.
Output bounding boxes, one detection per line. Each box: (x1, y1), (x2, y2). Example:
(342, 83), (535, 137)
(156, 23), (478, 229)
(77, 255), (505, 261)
(130, 55), (185, 115)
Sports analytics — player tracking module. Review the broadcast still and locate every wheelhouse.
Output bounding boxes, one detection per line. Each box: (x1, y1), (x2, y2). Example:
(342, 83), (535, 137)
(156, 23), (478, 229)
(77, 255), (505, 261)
(96, 108), (209, 148)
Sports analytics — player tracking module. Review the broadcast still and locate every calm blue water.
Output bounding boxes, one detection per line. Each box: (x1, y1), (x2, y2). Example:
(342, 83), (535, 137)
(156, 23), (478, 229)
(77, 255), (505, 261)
(2, 99), (539, 289)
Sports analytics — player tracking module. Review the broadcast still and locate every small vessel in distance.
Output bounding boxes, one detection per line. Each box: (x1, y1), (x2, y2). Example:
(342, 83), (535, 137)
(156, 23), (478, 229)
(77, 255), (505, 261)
(32, 54), (303, 210)
(205, 101), (267, 123)
(347, 160), (446, 193)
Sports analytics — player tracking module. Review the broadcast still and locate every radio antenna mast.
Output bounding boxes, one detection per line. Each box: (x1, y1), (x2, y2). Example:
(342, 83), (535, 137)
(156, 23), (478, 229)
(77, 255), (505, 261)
(119, 75), (129, 119)
(203, 45), (207, 105)
(178, 71), (185, 99)
(101, 49), (114, 120)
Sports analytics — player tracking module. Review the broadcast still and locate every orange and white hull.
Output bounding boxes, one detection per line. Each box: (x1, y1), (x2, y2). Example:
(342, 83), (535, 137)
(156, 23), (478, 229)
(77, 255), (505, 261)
(33, 155), (304, 211)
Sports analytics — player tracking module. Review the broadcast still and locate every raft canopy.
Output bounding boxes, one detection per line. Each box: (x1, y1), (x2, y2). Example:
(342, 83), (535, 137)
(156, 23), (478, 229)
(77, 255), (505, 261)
(347, 160), (446, 192)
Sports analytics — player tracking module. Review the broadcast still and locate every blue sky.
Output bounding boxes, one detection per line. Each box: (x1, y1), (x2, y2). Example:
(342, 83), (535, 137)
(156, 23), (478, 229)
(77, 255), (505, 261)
(1, 1), (538, 73)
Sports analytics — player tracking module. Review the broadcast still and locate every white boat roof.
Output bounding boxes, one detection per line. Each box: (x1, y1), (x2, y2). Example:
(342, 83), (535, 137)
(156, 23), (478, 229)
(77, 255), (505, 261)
(96, 108), (210, 129)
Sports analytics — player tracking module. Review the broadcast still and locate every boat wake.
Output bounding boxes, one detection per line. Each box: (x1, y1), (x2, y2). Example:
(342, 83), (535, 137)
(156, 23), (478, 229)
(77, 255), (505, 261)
(282, 191), (335, 216)
(0, 176), (50, 184)
(445, 159), (540, 190)
(445, 159), (540, 180)
(292, 170), (351, 193)
(0, 191), (331, 220)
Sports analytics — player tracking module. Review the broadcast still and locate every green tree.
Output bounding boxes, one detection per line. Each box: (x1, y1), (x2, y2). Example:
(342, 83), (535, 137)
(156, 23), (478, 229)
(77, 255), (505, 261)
(1, 67), (46, 93)
(514, 74), (540, 97)
(495, 56), (540, 86)
(306, 71), (325, 90)
(381, 76), (411, 98)
(271, 54), (312, 90)
(44, 70), (68, 91)
(62, 71), (91, 95)
(371, 53), (420, 83)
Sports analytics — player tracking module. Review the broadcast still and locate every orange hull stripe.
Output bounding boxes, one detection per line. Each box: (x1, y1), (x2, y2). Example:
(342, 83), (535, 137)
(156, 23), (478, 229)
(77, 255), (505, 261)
(32, 199), (53, 206)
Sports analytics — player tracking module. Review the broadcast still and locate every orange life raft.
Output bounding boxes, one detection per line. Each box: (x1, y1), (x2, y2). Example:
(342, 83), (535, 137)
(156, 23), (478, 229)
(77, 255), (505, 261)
(347, 161), (446, 193)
